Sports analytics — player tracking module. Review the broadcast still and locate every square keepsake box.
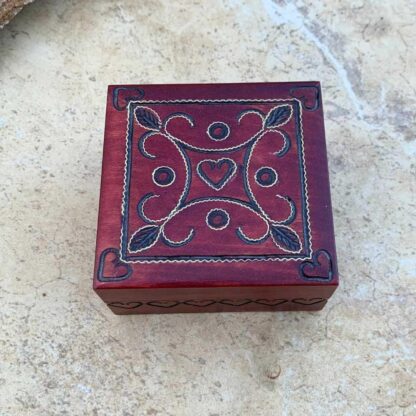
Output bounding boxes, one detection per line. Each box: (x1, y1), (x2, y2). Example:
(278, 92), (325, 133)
(93, 82), (338, 314)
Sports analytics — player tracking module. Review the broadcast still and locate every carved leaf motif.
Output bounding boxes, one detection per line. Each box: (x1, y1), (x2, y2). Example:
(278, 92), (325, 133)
(134, 107), (160, 130)
(264, 105), (292, 128)
(270, 224), (301, 252)
(129, 225), (160, 252)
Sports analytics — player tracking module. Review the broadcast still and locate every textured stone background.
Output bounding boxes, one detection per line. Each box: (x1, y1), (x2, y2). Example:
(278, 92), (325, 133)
(0, 0), (34, 29)
(0, 1), (415, 415)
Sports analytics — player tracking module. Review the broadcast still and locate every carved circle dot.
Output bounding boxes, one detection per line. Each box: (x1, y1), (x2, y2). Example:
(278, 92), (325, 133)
(255, 167), (278, 187)
(206, 208), (230, 231)
(152, 166), (176, 187)
(207, 122), (230, 141)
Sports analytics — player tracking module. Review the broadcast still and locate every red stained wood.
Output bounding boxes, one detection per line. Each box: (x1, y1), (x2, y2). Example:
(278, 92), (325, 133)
(94, 82), (338, 314)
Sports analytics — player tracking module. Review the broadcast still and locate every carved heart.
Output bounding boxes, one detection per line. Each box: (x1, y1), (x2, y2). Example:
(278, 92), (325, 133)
(219, 299), (252, 306)
(109, 302), (143, 309)
(253, 299), (288, 306)
(112, 86), (145, 111)
(97, 248), (132, 282)
(147, 300), (180, 308)
(197, 158), (237, 191)
(292, 298), (326, 306)
(290, 86), (320, 111)
(299, 249), (333, 281)
(183, 300), (216, 307)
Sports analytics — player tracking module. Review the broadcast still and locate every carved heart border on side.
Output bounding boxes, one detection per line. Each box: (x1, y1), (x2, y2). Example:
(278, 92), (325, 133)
(291, 298), (327, 306)
(108, 302), (143, 309)
(108, 298), (326, 309)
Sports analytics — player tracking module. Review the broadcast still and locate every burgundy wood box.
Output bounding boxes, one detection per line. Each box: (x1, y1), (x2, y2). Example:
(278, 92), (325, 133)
(93, 82), (338, 314)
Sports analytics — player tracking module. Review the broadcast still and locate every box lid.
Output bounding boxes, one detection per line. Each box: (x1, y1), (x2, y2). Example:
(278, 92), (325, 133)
(94, 82), (338, 290)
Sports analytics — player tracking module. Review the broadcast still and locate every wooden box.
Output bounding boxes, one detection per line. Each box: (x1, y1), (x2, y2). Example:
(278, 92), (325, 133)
(93, 82), (338, 314)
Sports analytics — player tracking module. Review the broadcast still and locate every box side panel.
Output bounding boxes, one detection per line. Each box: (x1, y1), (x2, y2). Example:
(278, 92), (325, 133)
(95, 284), (337, 314)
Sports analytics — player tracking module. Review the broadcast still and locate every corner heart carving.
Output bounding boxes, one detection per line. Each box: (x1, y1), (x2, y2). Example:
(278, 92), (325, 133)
(196, 158), (237, 191)
(299, 249), (333, 281)
(289, 86), (320, 111)
(112, 86), (145, 111)
(97, 248), (132, 282)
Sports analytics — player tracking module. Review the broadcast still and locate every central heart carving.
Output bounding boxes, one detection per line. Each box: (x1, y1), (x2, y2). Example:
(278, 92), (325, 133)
(197, 158), (237, 191)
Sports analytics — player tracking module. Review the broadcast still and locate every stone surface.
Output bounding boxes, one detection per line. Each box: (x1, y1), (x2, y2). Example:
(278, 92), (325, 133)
(0, 0), (415, 415)
(0, 0), (34, 29)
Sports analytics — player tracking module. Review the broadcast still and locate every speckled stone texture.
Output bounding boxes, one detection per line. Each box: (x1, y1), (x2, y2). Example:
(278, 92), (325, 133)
(0, 1), (415, 415)
(0, 0), (34, 29)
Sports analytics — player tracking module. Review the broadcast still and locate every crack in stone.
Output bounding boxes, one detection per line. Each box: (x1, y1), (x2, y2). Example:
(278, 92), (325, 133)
(262, 0), (366, 119)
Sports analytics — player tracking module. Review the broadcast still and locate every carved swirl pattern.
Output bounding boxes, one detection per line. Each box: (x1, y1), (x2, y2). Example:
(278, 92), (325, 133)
(119, 99), (312, 263)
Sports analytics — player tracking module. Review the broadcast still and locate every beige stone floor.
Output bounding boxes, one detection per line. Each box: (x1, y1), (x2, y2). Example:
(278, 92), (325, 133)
(0, 1), (415, 415)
